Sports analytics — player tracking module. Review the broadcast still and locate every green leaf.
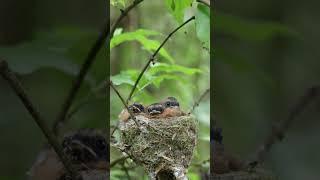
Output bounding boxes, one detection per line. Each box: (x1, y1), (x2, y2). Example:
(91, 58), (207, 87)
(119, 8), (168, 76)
(0, 43), (80, 76)
(110, 63), (200, 94)
(111, 29), (174, 63)
(111, 29), (159, 48)
(164, 0), (193, 22)
(110, 70), (150, 90)
(66, 32), (108, 82)
(111, 0), (126, 8)
(187, 172), (201, 180)
(215, 12), (299, 41)
(195, 4), (210, 48)
(152, 74), (187, 88)
(0, 28), (94, 80)
(110, 71), (135, 86)
(148, 63), (202, 75)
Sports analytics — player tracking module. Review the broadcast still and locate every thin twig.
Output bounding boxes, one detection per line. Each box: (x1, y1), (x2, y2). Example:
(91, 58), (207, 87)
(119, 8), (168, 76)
(189, 88), (210, 114)
(53, 19), (110, 135)
(121, 163), (132, 180)
(0, 60), (79, 179)
(197, 0), (210, 7)
(66, 81), (107, 120)
(110, 155), (129, 167)
(126, 16), (196, 103)
(110, 0), (144, 38)
(54, 0), (144, 135)
(110, 121), (120, 137)
(249, 86), (320, 168)
(110, 81), (140, 126)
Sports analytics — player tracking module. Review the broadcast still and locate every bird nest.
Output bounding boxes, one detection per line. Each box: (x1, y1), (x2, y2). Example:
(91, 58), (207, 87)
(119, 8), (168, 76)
(116, 114), (198, 179)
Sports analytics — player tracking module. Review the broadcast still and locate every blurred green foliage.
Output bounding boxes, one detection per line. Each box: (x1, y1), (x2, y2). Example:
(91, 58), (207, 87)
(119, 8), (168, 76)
(110, 0), (210, 179)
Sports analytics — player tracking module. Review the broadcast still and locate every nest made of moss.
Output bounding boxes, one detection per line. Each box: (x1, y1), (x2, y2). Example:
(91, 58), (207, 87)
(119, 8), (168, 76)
(117, 114), (198, 179)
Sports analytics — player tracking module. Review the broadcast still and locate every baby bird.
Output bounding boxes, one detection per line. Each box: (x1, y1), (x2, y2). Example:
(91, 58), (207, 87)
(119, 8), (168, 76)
(118, 102), (145, 121)
(146, 103), (165, 118)
(212, 127), (245, 174)
(161, 97), (185, 117)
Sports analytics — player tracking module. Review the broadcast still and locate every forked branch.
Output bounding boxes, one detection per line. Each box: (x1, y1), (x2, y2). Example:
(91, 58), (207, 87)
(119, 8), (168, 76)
(126, 16), (196, 103)
(110, 81), (140, 126)
(53, 19), (110, 135)
(189, 88), (210, 114)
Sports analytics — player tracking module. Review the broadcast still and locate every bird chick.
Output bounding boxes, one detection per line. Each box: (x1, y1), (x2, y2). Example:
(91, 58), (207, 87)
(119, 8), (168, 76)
(118, 102), (145, 121)
(211, 127), (245, 174)
(146, 103), (165, 118)
(161, 97), (185, 117)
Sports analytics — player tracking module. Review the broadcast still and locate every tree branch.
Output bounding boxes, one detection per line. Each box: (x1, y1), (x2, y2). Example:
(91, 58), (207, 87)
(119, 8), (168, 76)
(189, 88), (210, 114)
(110, 0), (144, 38)
(0, 60), (79, 179)
(110, 155), (129, 168)
(126, 16), (196, 103)
(109, 81), (140, 126)
(65, 81), (107, 121)
(53, 19), (110, 135)
(249, 86), (320, 168)
(54, 0), (144, 135)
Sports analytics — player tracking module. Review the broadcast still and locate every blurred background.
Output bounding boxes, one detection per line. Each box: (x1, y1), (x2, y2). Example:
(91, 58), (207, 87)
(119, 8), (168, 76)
(214, 0), (320, 179)
(0, 0), (107, 179)
(110, 0), (210, 179)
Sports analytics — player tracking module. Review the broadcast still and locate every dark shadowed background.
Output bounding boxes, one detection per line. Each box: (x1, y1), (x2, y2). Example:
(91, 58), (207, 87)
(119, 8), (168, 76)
(214, 0), (320, 179)
(0, 1), (107, 179)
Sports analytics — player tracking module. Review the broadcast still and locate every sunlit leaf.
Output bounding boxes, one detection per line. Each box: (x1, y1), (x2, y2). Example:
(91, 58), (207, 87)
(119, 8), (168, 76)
(195, 4), (210, 48)
(111, 29), (174, 63)
(110, 71), (135, 86)
(149, 63), (202, 75)
(187, 172), (201, 180)
(164, 0), (193, 22)
(152, 74), (187, 88)
(110, 0), (126, 8)
(215, 12), (299, 41)
(110, 63), (200, 93)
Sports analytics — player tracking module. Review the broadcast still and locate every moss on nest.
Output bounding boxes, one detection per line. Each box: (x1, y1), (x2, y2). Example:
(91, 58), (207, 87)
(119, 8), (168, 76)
(118, 115), (198, 179)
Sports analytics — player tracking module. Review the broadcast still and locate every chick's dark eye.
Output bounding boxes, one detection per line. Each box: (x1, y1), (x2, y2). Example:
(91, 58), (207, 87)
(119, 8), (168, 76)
(166, 102), (170, 107)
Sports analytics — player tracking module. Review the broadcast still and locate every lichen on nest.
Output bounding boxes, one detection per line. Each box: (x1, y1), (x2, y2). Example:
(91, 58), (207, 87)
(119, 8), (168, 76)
(117, 114), (198, 179)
